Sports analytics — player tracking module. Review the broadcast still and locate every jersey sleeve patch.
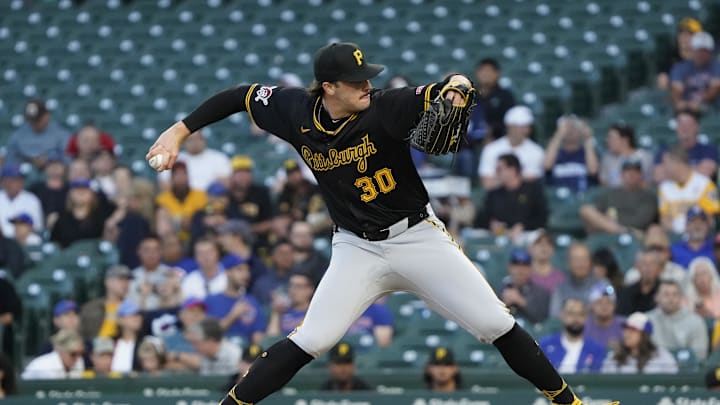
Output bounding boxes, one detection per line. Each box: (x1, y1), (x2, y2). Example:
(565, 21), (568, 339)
(254, 86), (277, 106)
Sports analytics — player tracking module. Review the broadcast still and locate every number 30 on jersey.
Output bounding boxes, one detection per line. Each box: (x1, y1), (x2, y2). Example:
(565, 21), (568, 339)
(354, 167), (397, 202)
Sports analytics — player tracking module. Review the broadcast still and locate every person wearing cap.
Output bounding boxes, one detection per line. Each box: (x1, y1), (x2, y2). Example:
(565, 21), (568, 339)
(423, 347), (462, 392)
(543, 114), (599, 193)
(539, 298), (606, 373)
(584, 283), (625, 351)
(646, 279), (708, 360)
(224, 343), (264, 392)
(601, 312), (678, 374)
(10, 212), (41, 248)
(204, 254), (266, 344)
(320, 342), (371, 391)
(110, 300), (145, 373)
(478, 105), (544, 189)
(127, 235), (177, 311)
(0, 222), (29, 279)
(657, 17), (703, 90)
(79, 265), (132, 339)
(226, 155), (274, 241)
(161, 297), (207, 357)
(580, 157), (657, 235)
(149, 41), (614, 405)
(49, 177), (115, 248)
(216, 219), (268, 291)
(655, 109), (718, 183)
(0, 164), (44, 239)
(528, 230), (567, 294)
(473, 58), (516, 141)
(658, 145), (719, 234)
(82, 337), (119, 378)
(181, 236), (228, 300)
(549, 243), (601, 319)
(276, 158), (327, 226)
(599, 122), (653, 187)
(22, 329), (86, 380)
(501, 249), (550, 324)
(38, 300), (92, 366)
(670, 31), (720, 112)
(686, 257), (720, 320)
(155, 161), (209, 241)
(157, 129), (231, 193)
(483, 153), (548, 243)
(5, 98), (71, 168)
(669, 206), (715, 269)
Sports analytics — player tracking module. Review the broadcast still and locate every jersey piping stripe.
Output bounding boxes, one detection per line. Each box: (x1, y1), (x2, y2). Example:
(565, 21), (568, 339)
(312, 97), (358, 136)
(422, 83), (437, 111)
(244, 83), (259, 126)
(423, 218), (461, 250)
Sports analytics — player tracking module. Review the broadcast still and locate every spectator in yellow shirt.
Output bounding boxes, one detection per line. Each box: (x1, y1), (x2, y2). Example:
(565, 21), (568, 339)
(156, 161), (207, 240)
(659, 145), (720, 234)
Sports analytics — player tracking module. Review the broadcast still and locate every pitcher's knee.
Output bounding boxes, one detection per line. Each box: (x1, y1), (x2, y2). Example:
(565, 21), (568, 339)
(472, 309), (515, 343)
(288, 327), (341, 358)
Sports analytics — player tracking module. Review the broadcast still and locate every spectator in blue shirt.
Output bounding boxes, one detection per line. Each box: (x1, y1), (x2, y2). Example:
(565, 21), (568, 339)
(266, 272), (315, 337)
(539, 298), (606, 373)
(670, 206), (714, 269)
(5, 99), (71, 168)
(251, 240), (296, 306)
(160, 233), (197, 273)
(670, 31), (720, 112)
(346, 303), (394, 347)
(543, 115), (599, 193)
(204, 255), (266, 344)
(654, 110), (718, 182)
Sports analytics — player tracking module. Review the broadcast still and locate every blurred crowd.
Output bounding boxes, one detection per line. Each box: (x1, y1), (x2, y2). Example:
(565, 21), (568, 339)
(1, 14), (720, 397)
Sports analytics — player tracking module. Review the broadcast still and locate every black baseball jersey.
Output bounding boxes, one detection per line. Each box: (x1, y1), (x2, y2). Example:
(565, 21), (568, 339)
(183, 82), (445, 235)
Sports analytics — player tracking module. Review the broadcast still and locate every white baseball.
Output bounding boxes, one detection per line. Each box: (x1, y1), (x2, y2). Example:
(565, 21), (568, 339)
(148, 154), (165, 171)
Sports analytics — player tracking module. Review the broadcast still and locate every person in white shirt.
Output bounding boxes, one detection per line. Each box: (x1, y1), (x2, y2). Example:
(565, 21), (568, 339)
(110, 300), (144, 374)
(0, 164), (43, 238)
(182, 236), (227, 300)
(645, 280), (708, 361)
(158, 130), (231, 192)
(478, 106), (545, 189)
(22, 329), (85, 380)
(601, 312), (678, 374)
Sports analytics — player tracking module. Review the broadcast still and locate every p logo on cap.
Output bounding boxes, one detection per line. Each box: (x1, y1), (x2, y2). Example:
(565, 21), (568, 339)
(353, 49), (364, 66)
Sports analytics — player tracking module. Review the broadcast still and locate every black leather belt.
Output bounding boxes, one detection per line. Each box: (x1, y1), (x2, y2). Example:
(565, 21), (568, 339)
(336, 207), (429, 241)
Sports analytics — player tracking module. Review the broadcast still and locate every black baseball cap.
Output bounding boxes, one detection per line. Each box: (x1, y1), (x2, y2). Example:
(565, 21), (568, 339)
(427, 347), (456, 366)
(313, 42), (384, 83)
(328, 341), (355, 364)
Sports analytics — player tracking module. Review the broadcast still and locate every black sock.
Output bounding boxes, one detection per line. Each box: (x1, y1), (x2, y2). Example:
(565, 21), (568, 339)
(220, 338), (313, 405)
(492, 323), (575, 404)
